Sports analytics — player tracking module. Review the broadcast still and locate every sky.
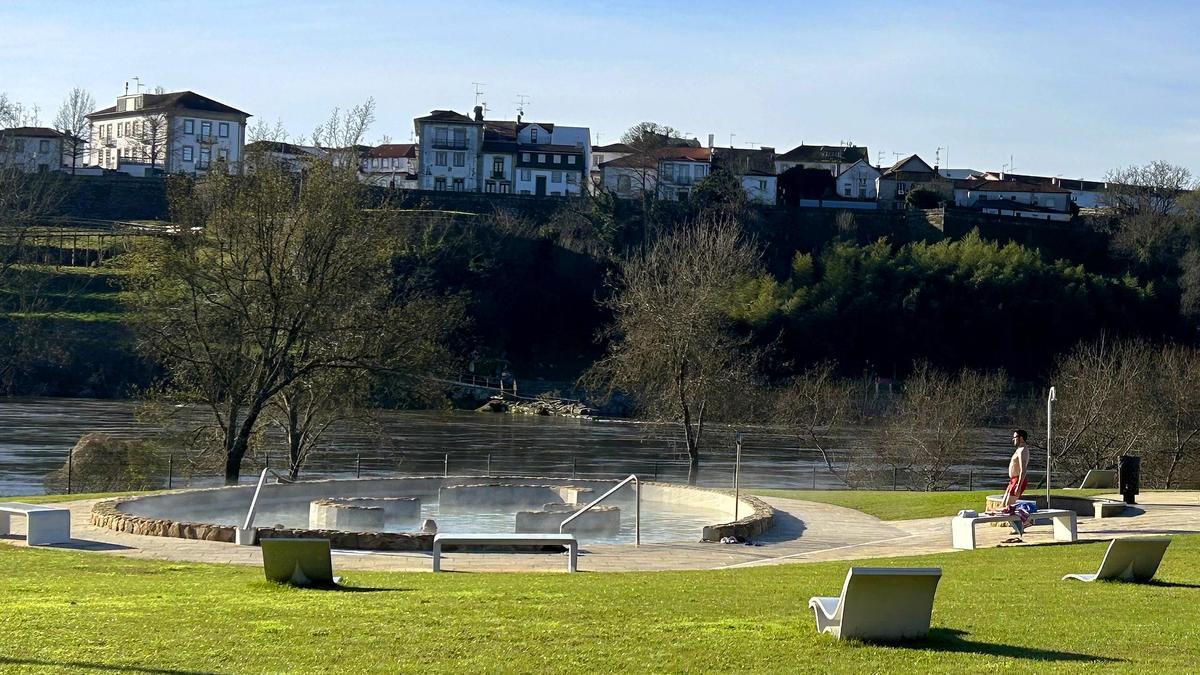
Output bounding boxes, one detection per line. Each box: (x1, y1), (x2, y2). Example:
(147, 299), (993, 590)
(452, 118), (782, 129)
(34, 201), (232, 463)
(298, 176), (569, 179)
(2, 0), (1198, 179)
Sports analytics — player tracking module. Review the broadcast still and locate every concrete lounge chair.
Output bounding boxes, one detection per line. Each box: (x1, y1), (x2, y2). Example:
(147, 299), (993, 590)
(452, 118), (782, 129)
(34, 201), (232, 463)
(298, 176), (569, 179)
(1062, 537), (1171, 583)
(809, 567), (942, 641)
(261, 538), (340, 587)
(1074, 470), (1117, 490)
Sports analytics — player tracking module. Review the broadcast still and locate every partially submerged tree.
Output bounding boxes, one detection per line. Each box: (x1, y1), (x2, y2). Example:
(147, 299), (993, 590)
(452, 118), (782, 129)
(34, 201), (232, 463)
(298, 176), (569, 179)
(126, 101), (453, 483)
(772, 361), (857, 483)
(871, 361), (1007, 491)
(590, 216), (760, 482)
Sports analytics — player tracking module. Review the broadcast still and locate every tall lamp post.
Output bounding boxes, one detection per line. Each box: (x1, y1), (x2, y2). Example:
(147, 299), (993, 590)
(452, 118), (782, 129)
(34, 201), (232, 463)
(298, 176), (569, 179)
(1046, 386), (1056, 509)
(733, 432), (744, 521)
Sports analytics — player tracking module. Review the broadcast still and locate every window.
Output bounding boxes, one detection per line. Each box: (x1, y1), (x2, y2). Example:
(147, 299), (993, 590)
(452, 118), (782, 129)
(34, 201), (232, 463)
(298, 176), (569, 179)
(38, 139), (49, 153)
(434, 177), (447, 190)
(182, 146), (194, 162)
(184, 119), (195, 134)
(219, 122), (229, 138)
(537, 154), (546, 163)
(492, 157), (504, 176)
(758, 180), (767, 191)
(499, 182), (511, 194)
(218, 148), (229, 162)
(434, 127), (448, 145)
(14, 139), (25, 152)
(106, 124), (113, 137)
(551, 171), (562, 183)
(522, 153), (530, 162)
(453, 152), (465, 167)
(530, 127), (538, 143)
(199, 147), (211, 167)
(452, 178), (465, 191)
(520, 169), (531, 181)
(201, 121), (212, 138)
(568, 155), (576, 165)
(116, 124), (123, 138)
(843, 186), (851, 197)
(133, 121), (140, 136)
(566, 173), (577, 184)
(897, 182), (907, 195)
(435, 151), (448, 166)
(553, 154), (561, 164)
(485, 182), (496, 193)
(125, 122), (132, 136)
(617, 175), (631, 191)
(452, 128), (466, 146)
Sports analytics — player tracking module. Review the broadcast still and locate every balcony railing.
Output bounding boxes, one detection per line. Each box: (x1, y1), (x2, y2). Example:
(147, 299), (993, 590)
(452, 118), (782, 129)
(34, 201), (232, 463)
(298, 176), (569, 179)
(431, 139), (469, 150)
(491, 171), (505, 179)
(197, 134), (216, 144)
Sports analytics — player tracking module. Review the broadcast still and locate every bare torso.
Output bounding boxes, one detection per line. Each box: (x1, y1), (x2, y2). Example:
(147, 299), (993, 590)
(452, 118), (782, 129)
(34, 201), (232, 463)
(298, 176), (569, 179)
(1009, 445), (1029, 478)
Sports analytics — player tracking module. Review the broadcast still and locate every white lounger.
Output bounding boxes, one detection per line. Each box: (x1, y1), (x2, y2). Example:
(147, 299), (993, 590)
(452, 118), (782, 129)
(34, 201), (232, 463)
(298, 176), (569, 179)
(261, 538), (340, 586)
(0, 502), (72, 546)
(809, 567), (942, 641)
(1063, 537), (1171, 583)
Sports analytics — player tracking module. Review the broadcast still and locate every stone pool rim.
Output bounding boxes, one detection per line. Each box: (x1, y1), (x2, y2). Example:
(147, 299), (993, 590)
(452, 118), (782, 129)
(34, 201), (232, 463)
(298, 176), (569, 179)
(90, 475), (774, 551)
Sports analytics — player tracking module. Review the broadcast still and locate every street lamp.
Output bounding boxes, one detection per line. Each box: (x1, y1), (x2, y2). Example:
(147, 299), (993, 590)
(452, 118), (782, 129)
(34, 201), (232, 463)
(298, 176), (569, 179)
(1046, 386), (1056, 509)
(733, 432), (744, 521)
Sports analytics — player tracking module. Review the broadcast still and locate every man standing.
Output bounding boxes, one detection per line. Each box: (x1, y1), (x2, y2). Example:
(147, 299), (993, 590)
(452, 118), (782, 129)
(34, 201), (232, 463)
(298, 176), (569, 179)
(1001, 429), (1031, 540)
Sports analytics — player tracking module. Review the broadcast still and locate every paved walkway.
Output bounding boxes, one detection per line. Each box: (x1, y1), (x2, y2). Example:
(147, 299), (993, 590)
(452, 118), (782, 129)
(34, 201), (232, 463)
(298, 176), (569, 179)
(4, 492), (1200, 573)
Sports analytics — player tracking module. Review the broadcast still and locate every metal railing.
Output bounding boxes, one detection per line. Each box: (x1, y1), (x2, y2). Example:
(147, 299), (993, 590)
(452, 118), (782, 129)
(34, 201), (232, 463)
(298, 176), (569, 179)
(560, 474), (640, 546)
(431, 139), (469, 150)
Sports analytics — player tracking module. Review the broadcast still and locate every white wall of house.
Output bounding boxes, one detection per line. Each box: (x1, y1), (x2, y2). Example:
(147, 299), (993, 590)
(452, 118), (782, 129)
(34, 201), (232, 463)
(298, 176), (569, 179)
(836, 162), (880, 199)
(90, 111), (245, 174)
(481, 152), (515, 193)
(418, 122), (481, 191)
(0, 134), (67, 172)
(740, 175), (777, 204)
(954, 188), (1070, 211)
(980, 205), (1072, 222)
(602, 165), (656, 199)
(514, 166), (583, 196)
(657, 160), (709, 200)
(775, 159), (845, 176)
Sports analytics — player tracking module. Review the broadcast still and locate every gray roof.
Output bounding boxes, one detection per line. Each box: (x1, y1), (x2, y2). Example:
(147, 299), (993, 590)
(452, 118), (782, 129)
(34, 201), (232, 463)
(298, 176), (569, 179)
(777, 144), (868, 164)
(89, 91), (250, 119)
(711, 147), (775, 176)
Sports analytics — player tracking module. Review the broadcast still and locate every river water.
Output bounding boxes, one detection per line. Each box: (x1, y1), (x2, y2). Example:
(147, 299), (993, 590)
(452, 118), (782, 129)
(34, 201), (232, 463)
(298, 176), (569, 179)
(0, 397), (1023, 496)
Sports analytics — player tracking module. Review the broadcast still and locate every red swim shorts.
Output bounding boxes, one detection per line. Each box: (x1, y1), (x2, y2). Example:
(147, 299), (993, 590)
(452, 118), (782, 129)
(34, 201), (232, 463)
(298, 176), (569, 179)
(1006, 476), (1028, 499)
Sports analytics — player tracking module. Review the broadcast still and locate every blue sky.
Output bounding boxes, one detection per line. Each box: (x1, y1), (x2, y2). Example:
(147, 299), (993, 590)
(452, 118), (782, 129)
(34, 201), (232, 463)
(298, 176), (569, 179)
(2, 0), (1197, 179)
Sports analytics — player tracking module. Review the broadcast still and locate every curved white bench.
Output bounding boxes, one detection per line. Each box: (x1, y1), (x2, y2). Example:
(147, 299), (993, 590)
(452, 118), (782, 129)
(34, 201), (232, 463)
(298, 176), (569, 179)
(0, 502), (72, 546)
(432, 533), (578, 572)
(1063, 537), (1171, 583)
(952, 509), (1076, 550)
(809, 567), (942, 641)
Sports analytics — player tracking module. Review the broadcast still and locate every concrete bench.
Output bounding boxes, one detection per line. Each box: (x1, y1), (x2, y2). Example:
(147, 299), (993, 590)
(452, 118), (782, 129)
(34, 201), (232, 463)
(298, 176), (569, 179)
(0, 502), (72, 546)
(1063, 537), (1171, 583)
(432, 533), (578, 572)
(952, 508), (1076, 550)
(810, 567), (942, 641)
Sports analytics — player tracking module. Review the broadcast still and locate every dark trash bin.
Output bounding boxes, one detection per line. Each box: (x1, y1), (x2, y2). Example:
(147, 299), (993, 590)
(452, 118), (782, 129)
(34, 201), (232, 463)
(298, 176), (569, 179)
(1118, 455), (1141, 505)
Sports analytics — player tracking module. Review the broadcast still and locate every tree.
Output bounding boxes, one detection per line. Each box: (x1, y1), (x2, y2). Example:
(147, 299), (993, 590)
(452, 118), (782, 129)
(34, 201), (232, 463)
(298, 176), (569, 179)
(870, 361), (1007, 491)
(127, 112), (170, 171)
(125, 102), (452, 483)
(772, 362), (857, 483)
(1145, 343), (1200, 488)
(620, 121), (683, 153)
(1100, 162), (1198, 275)
(905, 186), (944, 209)
(689, 168), (746, 220)
(590, 216), (760, 482)
(53, 87), (94, 174)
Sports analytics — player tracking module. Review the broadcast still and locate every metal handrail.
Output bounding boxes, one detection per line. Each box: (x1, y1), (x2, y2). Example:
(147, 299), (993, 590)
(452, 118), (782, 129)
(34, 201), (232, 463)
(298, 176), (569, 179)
(560, 474), (640, 546)
(235, 468), (269, 546)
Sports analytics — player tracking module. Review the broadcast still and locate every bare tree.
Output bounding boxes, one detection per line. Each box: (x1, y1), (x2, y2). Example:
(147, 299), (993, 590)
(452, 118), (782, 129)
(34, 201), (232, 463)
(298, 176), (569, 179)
(772, 361), (857, 483)
(1145, 344), (1200, 488)
(589, 216), (760, 482)
(0, 93), (40, 127)
(1045, 338), (1157, 485)
(871, 361), (1007, 491)
(53, 87), (94, 174)
(126, 112), (170, 171)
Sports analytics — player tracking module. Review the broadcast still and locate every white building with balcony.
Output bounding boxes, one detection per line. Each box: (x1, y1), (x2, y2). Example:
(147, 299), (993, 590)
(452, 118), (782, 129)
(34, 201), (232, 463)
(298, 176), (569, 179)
(361, 143), (418, 188)
(86, 90), (250, 175)
(414, 109), (483, 191)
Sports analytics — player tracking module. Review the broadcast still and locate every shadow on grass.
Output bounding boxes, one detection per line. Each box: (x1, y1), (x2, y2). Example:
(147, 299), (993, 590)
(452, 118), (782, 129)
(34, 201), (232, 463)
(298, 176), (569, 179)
(898, 629), (1120, 663)
(1144, 579), (1200, 589)
(0, 655), (215, 674)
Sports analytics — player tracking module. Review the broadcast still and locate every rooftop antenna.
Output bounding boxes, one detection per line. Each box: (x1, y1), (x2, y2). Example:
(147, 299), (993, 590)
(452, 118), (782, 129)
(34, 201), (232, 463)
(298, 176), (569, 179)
(132, 76), (143, 93)
(877, 150), (885, 166)
(935, 146), (943, 167)
(729, 132), (736, 147)
(892, 152), (903, 162)
(595, 132), (602, 145)
(746, 140), (759, 149)
(515, 94), (530, 117)
(471, 82), (486, 106)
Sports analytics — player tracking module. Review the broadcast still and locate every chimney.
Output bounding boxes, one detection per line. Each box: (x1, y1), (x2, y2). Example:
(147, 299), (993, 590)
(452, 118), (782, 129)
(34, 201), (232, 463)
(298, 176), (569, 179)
(517, 112), (522, 123)
(473, 105), (484, 122)
(124, 81), (129, 95)
(707, 133), (714, 149)
(761, 146), (775, 154)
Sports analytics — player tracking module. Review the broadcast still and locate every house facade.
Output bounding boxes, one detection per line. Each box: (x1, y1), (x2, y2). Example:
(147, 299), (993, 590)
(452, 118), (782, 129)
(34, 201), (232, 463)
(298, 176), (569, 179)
(656, 147), (712, 201)
(876, 154), (952, 208)
(590, 142), (633, 191)
(775, 144), (868, 176)
(711, 146), (777, 205)
(835, 159), (880, 200)
(361, 143), (418, 188)
(954, 178), (1073, 220)
(87, 90), (250, 175)
(244, 140), (325, 174)
(414, 109), (483, 191)
(0, 127), (73, 172)
(514, 145), (586, 196)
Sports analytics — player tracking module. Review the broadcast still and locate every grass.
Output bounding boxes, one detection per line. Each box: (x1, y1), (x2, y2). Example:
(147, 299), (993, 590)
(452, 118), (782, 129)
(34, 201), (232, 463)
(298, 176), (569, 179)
(2, 536), (1198, 673)
(751, 489), (1114, 521)
(0, 491), (158, 504)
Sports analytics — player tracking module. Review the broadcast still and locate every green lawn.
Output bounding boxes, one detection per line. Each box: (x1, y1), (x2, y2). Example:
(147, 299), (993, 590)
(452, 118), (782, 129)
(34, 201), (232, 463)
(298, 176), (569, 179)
(1, 537), (1197, 673)
(750, 489), (1113, 521)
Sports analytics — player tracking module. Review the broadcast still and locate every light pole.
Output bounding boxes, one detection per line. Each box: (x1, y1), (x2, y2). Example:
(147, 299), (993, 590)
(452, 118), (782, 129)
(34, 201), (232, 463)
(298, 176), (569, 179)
(733, 432), (744, 521)
(1046, 386), (1056, 509)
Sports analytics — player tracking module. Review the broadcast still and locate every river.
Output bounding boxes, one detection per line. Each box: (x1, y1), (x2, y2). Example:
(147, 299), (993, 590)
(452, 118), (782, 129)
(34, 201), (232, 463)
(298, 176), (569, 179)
(0, 397), (1023, 496)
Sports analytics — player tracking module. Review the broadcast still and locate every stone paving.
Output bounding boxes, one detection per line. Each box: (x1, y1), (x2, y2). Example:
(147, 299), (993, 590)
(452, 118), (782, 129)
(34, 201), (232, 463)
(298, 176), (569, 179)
(4, 492), (1200, 573)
